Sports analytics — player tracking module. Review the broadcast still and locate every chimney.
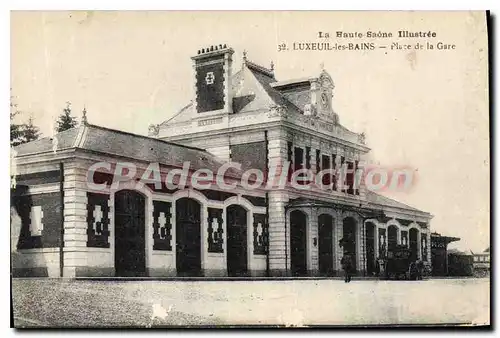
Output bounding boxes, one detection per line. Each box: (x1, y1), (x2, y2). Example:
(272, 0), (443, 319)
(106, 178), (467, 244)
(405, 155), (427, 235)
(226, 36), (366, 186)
(192, 44), (234, 114)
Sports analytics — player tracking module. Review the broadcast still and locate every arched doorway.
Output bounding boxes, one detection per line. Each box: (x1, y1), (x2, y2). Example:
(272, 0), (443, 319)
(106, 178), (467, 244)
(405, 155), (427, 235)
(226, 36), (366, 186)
(114, 190), (146, 277)
(318, 214), (334, 276)
(226, 205), (248, 276)
(409, 228), (419, 261)
(388, 225), (398, 250)
(365, 222), (376, 275)
(342, 217), (357, 273)
(176, 198), (202, 276)
(290, 210), (307, 276)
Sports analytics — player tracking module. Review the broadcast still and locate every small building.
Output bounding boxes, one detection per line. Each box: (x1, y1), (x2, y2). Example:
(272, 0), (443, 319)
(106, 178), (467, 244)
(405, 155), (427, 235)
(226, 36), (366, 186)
(430, 232), (460, 276)
(472, 247), (490, 277)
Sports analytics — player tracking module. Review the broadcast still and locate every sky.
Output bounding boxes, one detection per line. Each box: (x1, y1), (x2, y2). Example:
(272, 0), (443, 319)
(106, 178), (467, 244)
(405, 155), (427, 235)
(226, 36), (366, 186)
(10, 11), (489, 252)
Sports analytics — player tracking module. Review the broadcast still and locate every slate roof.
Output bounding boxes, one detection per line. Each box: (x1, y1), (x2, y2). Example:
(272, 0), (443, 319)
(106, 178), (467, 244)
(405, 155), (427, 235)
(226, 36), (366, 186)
(365, 190), (429, 215)
(13, 127), (80, 157)
(14, 123), (242, 177)
(14, 124), (429, 215)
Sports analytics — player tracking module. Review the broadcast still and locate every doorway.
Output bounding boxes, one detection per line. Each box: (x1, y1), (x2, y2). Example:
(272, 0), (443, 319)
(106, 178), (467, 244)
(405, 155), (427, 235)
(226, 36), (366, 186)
(114, 190), (146, 277)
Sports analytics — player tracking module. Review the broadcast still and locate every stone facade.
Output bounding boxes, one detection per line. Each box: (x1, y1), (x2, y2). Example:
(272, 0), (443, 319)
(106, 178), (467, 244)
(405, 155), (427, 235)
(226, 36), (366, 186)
(156, 44), (433, 277)
(11, 44), (433, 278)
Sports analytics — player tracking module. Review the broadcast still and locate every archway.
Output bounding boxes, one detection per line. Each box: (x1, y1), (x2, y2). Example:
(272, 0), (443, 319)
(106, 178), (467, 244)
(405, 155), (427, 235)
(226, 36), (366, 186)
(318, 214), (334, 276)
(226, 205), (248, 276)
(114, 190), (146, 277)
(409, 228), (419, 261)
(342, 217), (357, 273)
(176, 197), (202, 276)
(365, 222), (376, 275)
(388, 225), (398, 250)
(290, 210), (307, 276)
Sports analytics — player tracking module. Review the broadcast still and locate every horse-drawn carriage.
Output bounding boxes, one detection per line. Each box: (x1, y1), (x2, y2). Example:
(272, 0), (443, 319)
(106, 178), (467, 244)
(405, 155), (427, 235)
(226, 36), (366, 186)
(382, 245), (424, 280)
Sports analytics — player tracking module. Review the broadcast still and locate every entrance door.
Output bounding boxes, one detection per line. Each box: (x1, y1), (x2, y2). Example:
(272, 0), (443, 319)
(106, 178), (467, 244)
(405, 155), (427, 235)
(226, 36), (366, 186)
(318, 214), (334, 276)
(342, 217), (357, 273)
(409, 228), (418, 261)
(176, 198), (202, 276)
(365, 222), (376, 275)
(114, 190), (146, 277)
(227, 205), (248, 276)
(290, 210), (307, 276)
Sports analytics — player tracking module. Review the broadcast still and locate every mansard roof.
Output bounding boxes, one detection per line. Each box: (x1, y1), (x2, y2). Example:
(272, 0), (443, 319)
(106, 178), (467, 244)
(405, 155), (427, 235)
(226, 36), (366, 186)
(13, 123), (242, 177)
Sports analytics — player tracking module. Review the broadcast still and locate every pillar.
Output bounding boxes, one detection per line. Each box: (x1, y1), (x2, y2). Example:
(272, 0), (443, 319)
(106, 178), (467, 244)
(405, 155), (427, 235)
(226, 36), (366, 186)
(357, 217), (365, 274)
(417, 230), (422, 260)
(63, 164), (87, 278)
(309, 208), (318, 276)
(426, 231), (431, 264)
(334, 212), (343, 275)
(267, 132), (290, 276)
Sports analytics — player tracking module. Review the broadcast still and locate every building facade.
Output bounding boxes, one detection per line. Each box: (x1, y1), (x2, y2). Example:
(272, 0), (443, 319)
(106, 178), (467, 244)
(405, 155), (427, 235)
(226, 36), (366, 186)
(11, 44), (432, 278)
(472, 247), (490, 277)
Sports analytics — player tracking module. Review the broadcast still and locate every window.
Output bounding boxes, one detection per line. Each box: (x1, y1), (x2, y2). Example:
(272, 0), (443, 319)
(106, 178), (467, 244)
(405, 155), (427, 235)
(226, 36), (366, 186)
(321, 154), (331, 187)
(346, 161), (354, 194)
(287, 142), (293, 182)
(294, 147), (304, 171)
(315, 149), (321, 173)
(294, 147), (305, 185)
(331, 154), (337, 190)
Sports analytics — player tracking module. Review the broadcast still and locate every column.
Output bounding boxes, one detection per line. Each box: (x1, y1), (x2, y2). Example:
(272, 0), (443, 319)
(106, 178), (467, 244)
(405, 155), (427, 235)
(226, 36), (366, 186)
(334, 212), (343, 274)
(358, 217), (365, 274)
(63, 162), (98, 277)
(417, 230), (422, 260)
(302, 146), (306, 171)
(426, 232), (431, 264)
(328, 154), (335, 190)
(311, 140), (319, 176)
(267, 133), (290, 276)
(309, 208), (318, 276)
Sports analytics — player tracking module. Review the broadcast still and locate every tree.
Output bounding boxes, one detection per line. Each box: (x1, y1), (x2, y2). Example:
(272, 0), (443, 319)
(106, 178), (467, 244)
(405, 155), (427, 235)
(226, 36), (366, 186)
(10, 91), (42, 146)
(10, 95), (23, 146)
(56, 101), (78, 132)
(20, 117), (41, 144)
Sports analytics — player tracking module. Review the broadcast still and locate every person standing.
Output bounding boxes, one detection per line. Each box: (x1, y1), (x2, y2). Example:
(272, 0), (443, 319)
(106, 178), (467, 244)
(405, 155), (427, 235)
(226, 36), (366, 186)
(341, 254), (353, 283)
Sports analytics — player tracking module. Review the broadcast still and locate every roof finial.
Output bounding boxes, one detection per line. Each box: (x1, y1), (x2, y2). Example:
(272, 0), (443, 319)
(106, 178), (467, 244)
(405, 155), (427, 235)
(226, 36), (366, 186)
(320, 62), (325, 71)
(82, 105), (88, 125)
(270, 60), (274, 71)
(243, 50), (247, 62)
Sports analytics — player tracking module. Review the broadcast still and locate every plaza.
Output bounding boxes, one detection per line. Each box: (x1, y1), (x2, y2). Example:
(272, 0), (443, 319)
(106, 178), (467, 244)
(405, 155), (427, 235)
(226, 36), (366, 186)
(12, 278), (489, 327)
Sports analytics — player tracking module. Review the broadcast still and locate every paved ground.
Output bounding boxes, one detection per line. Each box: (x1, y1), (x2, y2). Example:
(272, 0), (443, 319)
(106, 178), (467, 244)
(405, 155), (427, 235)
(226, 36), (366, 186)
(12, 278), (490, 327)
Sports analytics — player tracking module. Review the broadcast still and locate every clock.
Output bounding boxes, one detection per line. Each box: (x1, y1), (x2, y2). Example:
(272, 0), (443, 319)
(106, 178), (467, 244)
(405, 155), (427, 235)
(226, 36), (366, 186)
(321, 92), (330, 109)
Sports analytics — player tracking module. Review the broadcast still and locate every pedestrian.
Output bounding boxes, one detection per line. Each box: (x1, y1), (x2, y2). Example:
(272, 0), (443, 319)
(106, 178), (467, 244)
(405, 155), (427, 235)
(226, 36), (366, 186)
(341, 254), (353, 283)
(416, 260), (424, 280)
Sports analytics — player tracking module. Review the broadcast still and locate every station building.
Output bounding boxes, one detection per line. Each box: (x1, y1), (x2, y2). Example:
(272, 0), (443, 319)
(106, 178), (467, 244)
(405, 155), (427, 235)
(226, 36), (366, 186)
(11, 44), (432, 278)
